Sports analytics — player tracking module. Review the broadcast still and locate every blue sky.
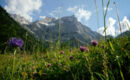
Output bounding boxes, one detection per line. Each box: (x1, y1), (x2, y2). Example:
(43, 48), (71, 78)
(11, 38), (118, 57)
(0, 0), (130, 36)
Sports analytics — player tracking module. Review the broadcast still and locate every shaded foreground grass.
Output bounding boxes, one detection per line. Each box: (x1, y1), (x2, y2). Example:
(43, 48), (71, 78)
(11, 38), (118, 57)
(0, 37), (130, 80)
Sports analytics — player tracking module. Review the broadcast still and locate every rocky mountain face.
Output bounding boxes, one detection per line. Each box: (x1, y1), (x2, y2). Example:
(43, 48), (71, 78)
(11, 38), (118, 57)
(10, 14), (103, 44)
(10, 14), (35, 34)
(10, 14), (30, 25)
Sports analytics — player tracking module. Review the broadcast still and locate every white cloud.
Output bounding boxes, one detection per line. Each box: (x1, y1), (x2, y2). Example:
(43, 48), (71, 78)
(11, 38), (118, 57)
(75, 8), (91, 22)
(67, 6), (92, 22)
(67, 6), (78, 12)
(49, 7), (62, 19)
(39, 16), (46, 19)
(4, 0), (42, 22)
(104, 7), (112, 11)
(97, 16), (130, 37)
(97, 17), (116, 37)
(120, 16), (130, 32)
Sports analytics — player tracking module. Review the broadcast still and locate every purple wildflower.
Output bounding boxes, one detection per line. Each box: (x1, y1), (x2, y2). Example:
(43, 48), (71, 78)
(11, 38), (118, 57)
(70, 56), (73, 60)
(80, 46), (89, 52)
(61, 51), (64, 54)
(9, 37), (24, 49)
(91, 40), (98, 46)
(47, 63), (51, 67)
(80, 46), (85, 52)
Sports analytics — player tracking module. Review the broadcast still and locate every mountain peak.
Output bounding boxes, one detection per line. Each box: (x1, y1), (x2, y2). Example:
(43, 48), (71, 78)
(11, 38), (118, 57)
(33, 17), (56, 26)
(41, 17), (56, 23)
(10, 14), (103, 44)
(61, 15), (77, 21)
(10, 14), (30, 25)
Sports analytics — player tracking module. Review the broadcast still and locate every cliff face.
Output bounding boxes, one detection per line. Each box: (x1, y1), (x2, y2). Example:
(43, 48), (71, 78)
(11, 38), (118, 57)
(11, 14), (103, 44)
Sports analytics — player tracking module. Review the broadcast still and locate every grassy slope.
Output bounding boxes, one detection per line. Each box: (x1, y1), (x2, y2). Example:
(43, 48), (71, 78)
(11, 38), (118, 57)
(0, 5), (27, 43)
(0, 36), (129, 80)
(0, 6), (40, 53)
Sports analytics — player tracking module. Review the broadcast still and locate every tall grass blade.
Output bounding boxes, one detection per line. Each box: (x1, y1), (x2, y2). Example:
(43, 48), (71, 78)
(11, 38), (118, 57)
(95, 72), (106, 80)
(109, 41), (115, 51)
(114, 2), (122, 34)
(102, 0), (110, 40)
(94, 0), (100, 29)
(116, 56), (125, 80)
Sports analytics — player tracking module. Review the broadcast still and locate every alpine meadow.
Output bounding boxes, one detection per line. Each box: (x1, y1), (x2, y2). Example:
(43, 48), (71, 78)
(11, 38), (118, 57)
(0, 0), (130, 80)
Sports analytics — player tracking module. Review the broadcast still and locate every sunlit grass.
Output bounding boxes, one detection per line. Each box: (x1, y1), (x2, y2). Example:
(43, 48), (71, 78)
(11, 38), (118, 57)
(0, 0), (130, 80)
(0, 36), (130, 80)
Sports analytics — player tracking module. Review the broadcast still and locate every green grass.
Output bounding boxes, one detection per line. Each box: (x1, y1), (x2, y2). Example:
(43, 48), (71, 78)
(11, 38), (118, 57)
(0, 37), (129, 80)
(0, 0), (130, 80)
